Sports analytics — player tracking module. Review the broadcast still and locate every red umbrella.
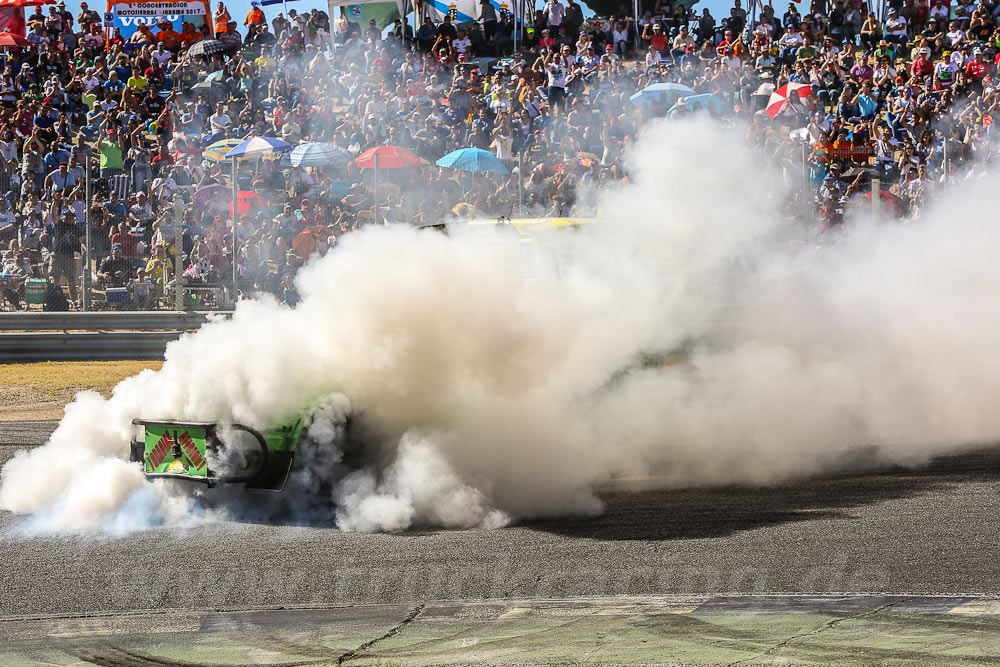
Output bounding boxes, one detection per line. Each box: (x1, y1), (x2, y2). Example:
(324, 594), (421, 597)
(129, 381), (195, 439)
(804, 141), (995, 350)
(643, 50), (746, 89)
(766, 83), (813, 120)
(0, 32), (30, 48)
(228, 190), (265, 219)
(353, 146), (420, 224)
(858, 189), (904, 218)
(354, 145), (420, 169)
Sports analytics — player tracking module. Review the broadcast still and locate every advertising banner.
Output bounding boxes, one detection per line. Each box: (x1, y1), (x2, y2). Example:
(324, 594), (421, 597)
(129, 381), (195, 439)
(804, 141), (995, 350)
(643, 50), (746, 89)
(105, 0), (209, 39)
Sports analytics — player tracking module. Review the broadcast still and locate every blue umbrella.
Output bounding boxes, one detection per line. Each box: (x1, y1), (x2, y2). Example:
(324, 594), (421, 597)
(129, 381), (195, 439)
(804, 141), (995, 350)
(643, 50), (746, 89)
(224, 136), (292, 160)
(629, 82), (696, 107)
(436, 148), (509, 174)
(281, 142), (352, 167)
(667, 93), (728, 116)
(682, 93), (728, 113)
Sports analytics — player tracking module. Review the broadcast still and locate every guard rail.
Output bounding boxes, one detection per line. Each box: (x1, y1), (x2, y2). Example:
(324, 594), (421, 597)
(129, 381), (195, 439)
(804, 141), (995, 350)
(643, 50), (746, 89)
(0, 311), (233, 362)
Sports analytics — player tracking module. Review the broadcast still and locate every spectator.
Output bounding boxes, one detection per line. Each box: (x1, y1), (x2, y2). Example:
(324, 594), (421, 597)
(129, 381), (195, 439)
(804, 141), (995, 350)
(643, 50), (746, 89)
(129, 267), (156, 308)
(49, 211), (84, 305)
(97, 244), (132, 287)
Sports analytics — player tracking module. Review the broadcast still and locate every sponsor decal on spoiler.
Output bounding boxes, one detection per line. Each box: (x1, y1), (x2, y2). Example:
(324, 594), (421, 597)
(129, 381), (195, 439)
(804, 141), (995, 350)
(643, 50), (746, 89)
(148, 431), (206, 472)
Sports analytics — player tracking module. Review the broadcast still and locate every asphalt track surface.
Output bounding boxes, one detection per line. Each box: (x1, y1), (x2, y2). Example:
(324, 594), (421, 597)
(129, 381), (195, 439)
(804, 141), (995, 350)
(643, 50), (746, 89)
(3, 420), (1000, 620)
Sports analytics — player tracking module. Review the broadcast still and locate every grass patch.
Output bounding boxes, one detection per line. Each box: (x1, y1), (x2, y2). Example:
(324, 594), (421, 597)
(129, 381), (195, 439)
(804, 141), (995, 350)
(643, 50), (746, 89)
(0, 361), (162, 420)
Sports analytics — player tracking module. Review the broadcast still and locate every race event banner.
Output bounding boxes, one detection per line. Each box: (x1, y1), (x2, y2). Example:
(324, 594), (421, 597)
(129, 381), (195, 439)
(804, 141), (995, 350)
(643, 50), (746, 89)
(105, 0), (210, 38)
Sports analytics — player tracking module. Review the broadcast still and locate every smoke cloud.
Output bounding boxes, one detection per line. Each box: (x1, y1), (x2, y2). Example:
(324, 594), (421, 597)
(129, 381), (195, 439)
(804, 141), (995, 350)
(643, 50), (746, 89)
(2, 118), (998, 534)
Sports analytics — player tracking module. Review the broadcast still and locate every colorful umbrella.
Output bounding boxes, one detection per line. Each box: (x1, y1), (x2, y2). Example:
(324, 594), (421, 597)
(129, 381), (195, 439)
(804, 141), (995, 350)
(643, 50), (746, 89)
(0, 32), (31, 48)
(436, 147), (509, 174)
(192, 183), (230, 212)
(281, 142), (351, 167)
(204, 138), (242, 161)
(354, 145), (421, 169)
(225, 136), (292, 160)
(292, 225), (332, 258)
(766, 83), (813, 120)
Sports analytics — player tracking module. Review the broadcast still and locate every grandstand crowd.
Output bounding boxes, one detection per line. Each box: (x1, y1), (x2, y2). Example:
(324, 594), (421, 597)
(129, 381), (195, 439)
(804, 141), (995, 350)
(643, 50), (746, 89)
(0, 0), (997, 309)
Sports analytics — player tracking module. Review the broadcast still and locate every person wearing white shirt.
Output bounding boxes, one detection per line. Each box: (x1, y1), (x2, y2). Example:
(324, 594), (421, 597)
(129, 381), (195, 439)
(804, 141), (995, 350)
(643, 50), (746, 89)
(612, 22), (629, 56)
(884, 8), (907, 43)
(81, 69), (101, 91)
(452, 29), (472, 55)
(929, 0), (949, 21)
(545, 0), (565, 29)
(946, 21), (966, 47)
(152, 174), (178, 203)
(645, 45), (662, 68)
(209, 109), (232, 135)
(151, 43), (172, 67)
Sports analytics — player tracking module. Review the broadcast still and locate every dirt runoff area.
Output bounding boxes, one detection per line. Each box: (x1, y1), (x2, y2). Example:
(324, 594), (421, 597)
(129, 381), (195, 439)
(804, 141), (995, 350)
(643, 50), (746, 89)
(0, 361), (162, 421)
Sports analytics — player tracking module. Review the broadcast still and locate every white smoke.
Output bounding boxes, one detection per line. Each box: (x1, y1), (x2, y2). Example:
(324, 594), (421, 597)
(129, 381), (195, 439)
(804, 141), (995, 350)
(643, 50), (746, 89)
(3, 118), (999, 534)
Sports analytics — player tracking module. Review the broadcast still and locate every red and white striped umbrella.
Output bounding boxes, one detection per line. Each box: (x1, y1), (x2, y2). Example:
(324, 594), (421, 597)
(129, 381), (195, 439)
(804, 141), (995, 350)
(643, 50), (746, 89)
(766, 82), (814, 120)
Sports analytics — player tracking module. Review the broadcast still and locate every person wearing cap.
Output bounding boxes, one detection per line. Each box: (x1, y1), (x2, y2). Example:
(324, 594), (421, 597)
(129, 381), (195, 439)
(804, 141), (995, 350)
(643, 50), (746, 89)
(873, 38), (896, 65)
(246, 1), (265, 28)
(755, 46), (778, 76)
(97, 243), (131, 288)
(599, 42), (618, 66)
(155, 20), (181, 49)
(77, 1), (99, 27)
(641, 21), (666, 54)
(777, 25), (803, 63)
(671, 24), (695, 60)
(935, 51), (958, 87)
(98, 126), (125, 181)
(150, 41), (171, 67)
(884, 7), (907, 44)
(668, 96), (688, 120)
(129, 267), (156, 309)
(537, 27), (555, 51)
(968, 3), (994, 42)
(859, 11), (883, 50)
(43, 162), (75, 195)
(918, 18), (944, 54)
(965, 47), (990, 83)
(911, 47), (934, 78)
(80, 66), (101, 92)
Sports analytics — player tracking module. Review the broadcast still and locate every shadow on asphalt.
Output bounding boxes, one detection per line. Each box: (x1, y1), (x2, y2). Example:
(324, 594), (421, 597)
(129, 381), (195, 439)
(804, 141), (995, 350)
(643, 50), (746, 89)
(522, 446), (1000, 542)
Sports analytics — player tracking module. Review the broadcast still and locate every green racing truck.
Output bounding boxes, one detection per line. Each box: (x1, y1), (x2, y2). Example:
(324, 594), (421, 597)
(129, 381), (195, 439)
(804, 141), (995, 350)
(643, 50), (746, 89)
(129, 418), (310, 492)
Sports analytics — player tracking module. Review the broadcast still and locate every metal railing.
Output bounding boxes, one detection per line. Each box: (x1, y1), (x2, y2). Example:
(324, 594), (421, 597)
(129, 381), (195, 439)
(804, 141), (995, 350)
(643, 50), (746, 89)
(0, 311), (232, 362)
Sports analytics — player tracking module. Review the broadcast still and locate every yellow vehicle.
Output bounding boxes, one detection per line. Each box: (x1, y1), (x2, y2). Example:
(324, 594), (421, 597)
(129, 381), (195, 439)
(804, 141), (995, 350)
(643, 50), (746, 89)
(416, 216), (597, 235)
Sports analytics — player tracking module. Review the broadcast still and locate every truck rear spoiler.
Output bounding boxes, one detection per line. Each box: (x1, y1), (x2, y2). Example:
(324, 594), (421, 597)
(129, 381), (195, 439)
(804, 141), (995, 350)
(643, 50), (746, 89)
(129, 419), (293, 491)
